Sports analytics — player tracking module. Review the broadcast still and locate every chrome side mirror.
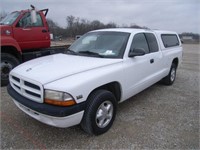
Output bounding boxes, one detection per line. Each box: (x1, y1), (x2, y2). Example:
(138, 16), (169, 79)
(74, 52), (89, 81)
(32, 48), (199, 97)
(30, 5), (37, 24)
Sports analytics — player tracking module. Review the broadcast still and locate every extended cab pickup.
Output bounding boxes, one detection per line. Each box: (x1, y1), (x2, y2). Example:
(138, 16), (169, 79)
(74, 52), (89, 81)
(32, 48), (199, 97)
(7, 28), (182, 135)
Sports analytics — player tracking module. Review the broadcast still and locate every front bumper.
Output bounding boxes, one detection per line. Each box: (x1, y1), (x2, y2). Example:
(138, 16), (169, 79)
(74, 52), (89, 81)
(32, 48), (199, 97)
(13, 100), (84, 128)
(7, 84), (86, 128)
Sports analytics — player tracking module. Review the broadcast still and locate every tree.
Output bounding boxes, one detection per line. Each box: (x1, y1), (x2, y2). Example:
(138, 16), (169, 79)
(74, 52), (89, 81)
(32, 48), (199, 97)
(47, 18), (66, 38)
(47, 18), (58, 29)
(66, 15), (75, 28)
(105, 22), (117, 28)
(129, 23), (148, 29)
(65, 16), (117, 37)
(65, 15), (151, 37)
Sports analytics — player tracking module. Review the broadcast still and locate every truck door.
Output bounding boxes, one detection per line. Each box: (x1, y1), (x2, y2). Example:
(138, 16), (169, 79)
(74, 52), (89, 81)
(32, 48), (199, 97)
(13, 12), (50, 50)
(144, 32), (164, 81)
(124, 33), (162, 98)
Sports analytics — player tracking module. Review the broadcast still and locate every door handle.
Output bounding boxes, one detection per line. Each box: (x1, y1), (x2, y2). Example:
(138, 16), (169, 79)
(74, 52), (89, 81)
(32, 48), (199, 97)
(150, 59), (154, 64)
(42, 29), (47, 33)
(22, 28), (31, 31)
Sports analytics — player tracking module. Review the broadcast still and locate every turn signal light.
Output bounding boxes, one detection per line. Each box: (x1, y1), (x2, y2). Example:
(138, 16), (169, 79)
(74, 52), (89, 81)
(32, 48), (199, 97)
(44, 99), (76, 106)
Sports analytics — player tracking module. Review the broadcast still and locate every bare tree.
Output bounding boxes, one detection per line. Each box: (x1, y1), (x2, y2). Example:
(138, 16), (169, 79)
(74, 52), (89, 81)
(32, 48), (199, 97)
(47, 18), (66, 39)
(66, 15), (118, 37)
(46, 15), (150, 38)
(66, 15), (75, 28)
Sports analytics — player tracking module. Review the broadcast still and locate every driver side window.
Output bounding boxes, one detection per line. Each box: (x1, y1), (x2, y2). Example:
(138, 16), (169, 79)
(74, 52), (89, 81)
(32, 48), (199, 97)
(16, 12), (43, 27)
(130, 33), (149, 54)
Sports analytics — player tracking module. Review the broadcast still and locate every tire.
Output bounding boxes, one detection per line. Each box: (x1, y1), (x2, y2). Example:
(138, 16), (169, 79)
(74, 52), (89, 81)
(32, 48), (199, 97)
(81, 90), (117, 135)
(162, 63), (177, 85)
(1, 53), (20, 86)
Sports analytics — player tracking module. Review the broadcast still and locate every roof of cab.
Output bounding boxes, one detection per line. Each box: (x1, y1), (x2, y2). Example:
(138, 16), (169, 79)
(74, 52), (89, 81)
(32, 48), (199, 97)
(92, 28), (148, 33)
(91, 28), (178, 34)
(153, 30), (178, 35)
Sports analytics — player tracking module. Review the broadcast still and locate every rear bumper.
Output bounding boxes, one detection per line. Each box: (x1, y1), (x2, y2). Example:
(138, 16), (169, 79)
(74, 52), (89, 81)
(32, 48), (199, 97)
(7, 84), (86, 128)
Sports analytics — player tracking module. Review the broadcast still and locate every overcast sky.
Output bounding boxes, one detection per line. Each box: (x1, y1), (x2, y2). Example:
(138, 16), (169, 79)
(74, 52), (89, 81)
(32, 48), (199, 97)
(1, 0), (200, 33)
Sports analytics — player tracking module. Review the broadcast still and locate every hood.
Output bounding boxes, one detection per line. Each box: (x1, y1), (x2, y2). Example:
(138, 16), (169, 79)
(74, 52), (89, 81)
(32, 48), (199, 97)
(11, 54), (123, 84)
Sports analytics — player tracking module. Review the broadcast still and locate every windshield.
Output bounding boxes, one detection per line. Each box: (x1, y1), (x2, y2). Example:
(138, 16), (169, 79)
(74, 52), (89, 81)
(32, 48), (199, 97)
(69, 31), (130, 58)
(0, 12), (20, 25)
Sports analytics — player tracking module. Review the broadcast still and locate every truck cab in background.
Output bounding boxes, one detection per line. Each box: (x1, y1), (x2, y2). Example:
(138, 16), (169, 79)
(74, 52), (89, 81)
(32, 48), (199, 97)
(1, 6), (66, 86)
(13, 10), (50, 50)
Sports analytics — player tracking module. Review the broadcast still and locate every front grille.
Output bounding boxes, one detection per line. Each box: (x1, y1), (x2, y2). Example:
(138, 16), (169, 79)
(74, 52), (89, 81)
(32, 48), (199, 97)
(10, 75), (43, 103)
(24, 81), (40, 90)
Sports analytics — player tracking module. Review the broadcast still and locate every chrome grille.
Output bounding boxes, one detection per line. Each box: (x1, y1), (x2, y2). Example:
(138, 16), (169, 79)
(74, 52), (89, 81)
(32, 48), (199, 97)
(10, 75), (43, 103)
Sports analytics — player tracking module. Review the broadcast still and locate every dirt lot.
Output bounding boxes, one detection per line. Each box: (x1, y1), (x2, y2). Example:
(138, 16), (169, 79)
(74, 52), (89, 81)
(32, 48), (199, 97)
(1, 44), (199, 149)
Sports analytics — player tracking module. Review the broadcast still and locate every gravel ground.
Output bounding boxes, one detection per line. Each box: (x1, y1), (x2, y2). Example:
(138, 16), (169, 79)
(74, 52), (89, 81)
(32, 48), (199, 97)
(1, 44), (199, 149)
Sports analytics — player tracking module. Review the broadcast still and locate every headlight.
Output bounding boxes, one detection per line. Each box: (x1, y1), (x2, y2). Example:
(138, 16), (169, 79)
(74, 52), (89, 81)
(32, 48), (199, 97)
(44, 90), (76, 106)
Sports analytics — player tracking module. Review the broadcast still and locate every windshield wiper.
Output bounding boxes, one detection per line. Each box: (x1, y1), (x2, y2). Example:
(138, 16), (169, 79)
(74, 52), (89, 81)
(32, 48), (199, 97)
(78, 51), (104, 58)
(65, 49), (77, 55)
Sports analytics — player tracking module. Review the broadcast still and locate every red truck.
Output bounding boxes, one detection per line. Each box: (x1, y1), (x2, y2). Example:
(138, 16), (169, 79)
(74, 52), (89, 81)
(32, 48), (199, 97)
(0, 6), (67, 86)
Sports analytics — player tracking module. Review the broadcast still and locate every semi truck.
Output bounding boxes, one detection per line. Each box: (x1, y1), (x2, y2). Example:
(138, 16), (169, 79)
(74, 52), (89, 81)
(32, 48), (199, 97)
(0, 5), (68, 86)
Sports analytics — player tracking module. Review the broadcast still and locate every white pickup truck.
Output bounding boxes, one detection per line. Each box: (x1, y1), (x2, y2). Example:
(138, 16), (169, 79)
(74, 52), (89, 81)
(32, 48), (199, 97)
(8, 28), (182, 135)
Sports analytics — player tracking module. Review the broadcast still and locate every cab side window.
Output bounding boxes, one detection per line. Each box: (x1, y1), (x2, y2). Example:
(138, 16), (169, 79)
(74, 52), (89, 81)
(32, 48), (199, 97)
(145, 33), (159, 52)
(161, 34), (179, 48)
(16, 12), (43, 27)
(130, 33), (149, 54)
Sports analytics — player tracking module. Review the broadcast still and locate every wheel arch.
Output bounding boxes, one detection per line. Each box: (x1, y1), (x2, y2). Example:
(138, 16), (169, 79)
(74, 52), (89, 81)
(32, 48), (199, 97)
(1, 46), (22, 62)
(172, 57), (179, 68)
(87, 81), (122, 102)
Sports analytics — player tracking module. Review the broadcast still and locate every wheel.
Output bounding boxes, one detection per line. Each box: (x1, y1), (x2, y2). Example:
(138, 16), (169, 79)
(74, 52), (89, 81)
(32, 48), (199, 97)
(1, 53), (20, 86)
(162, 63), (177, 85)
(81, 90), (117, 135)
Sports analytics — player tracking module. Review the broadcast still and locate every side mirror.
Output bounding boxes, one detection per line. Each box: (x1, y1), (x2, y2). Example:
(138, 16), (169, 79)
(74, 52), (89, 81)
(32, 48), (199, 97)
(31, 9), (37, 24)
(129, 48), (146, 57)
